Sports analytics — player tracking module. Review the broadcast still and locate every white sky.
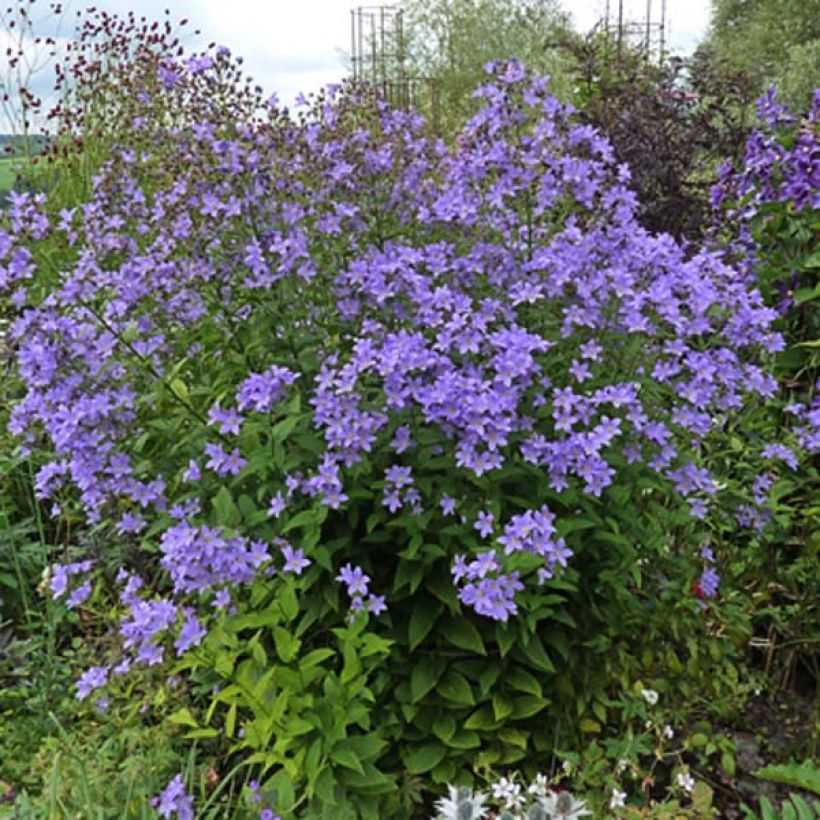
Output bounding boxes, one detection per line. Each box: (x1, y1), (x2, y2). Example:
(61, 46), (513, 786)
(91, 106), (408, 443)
(3, 0), (713, 112)
(165, 0), (712, 103)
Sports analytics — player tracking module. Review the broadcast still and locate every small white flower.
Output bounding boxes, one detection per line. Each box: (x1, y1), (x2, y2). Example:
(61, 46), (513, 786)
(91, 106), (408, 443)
(641, 688), (659, 705)
(677, 771), (695, 793)
(491, 777), (516, 801)
(610, 788), (627, 809)
(528, 773), (549, 797)
(503, 783), (524, 810)
(562, 760), (573, 775)
(663, 724), (674, 739)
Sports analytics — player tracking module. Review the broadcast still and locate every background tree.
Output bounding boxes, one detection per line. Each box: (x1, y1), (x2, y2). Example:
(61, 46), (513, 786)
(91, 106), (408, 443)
(707, 0), (820, 111)
(402, 0), (573, 134)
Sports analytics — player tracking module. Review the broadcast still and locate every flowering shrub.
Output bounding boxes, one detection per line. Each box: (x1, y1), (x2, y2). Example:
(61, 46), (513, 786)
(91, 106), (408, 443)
(0, 39), (806, 814)
(707, 87), (819, 700)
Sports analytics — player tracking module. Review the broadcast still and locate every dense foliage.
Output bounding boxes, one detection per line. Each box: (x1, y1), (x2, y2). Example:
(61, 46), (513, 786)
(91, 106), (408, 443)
(707, 0), (820, 112)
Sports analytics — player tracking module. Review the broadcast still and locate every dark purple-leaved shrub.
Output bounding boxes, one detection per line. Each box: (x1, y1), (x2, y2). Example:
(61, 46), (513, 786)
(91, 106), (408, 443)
(564, 37), (758, 241)
(0, 46), (808, 814)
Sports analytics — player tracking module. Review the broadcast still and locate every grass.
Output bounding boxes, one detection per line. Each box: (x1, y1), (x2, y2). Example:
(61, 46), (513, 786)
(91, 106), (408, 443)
(0, 157), (21, 191)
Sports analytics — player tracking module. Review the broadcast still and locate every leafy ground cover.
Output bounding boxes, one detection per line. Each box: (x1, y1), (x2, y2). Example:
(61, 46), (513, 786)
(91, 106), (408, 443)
(0, 4), (817, 819)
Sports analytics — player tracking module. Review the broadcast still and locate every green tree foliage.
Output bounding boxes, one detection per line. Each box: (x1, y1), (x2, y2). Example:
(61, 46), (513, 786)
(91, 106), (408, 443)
(402, 0), (573, 134)
(707, 0), (820, 110)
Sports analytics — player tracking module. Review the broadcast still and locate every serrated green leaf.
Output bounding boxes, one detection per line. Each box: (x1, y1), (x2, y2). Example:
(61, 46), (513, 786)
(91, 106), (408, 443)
(507, 666), (542, 696)
(410, 656), (444, 703)
(461, 706), (495, 732)
(408, 596), (441, 651)
(432, 713), (456, 742)
(167, 707), (198, 728)
(492, 693), (513, 721)
(753, 761), (820, 795)
(511, 695), (550, 719)
(279, 582), (299, 622)
(518, 634), (555, 673)
(440, 617), (486, 655)
(402, 742), (447, 774)
(330, 743), (365, 774)
(436, 671), (475, 706)
(212, 486), (240, 527)
(446, 729), (481, 749)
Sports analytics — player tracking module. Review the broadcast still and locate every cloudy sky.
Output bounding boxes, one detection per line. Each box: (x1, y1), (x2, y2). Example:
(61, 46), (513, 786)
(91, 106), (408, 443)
(3, 0), (713, 115)
(139, 0), (712, 102)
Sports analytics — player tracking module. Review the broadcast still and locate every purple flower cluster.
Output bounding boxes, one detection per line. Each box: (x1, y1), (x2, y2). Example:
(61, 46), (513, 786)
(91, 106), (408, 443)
(712, 89), (820, 216)
(336, 562), (386, 616)
(236, 366), (298, 413)
(2, 54), (804, 679)
(452, 551), (524, 622)
(154, 775), (194, 820)
(49, 559), (95, 606)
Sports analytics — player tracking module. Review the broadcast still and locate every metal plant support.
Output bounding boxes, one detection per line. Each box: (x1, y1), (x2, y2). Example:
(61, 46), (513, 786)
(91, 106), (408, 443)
(603, 0), (668, 62)
(350, 5), (441, 132)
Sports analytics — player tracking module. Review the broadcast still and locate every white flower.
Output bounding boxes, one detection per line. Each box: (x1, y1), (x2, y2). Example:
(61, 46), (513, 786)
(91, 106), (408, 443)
(677, 771), (695, 793)
(561, 760), (573, 775)
(641, 688), (659, 705)
(491, 777), (517, 802)
(528, 773), (550, 797)
(610, 788), (627, 809)
(663, 724), (674, 739)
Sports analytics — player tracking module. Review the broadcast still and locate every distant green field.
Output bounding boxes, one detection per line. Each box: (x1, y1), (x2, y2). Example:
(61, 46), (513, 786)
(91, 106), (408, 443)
(0, 157), (22, 191)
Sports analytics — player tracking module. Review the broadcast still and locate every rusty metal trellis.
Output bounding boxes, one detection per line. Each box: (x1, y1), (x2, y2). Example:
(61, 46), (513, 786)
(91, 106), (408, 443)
(350, 5), (440, 131)
(602, 0), (668, 62)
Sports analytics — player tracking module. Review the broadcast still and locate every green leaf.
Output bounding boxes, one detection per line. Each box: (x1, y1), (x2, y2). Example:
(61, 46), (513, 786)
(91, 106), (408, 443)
(408, 597), (442, 651)
(183, 728), (219, 739)
(802, 249), (820, 268)
(759, 796), (778, 820)
(431, 714), (456, 742)
(212, 486), (240, 527)
(314, 767), (336, 805)
(273, 626), (301, 663)
(507, 666), (542, 697)
(753, 761), (820, 795)
(225, 703), (237, 737)
(691, 781), (713, 814)
(167, 707), (198, 728)
(340, 762), (394, 792)
(282, 506), (325, 534)
(330, 743), (365, 775)
(440, 617), (486, 655)
(789, 794), (816, 820)
(795, 283), (820, 303)
(425, 569), (460, 610)
(436, 671), (475, 706)
(402, 742), (447, 774)
(272, 413), (301, 441)
(464, 706), (500, 730)
(410, 656), (444, 703)
(517, 634), (555, 673)
(279, 583), (299, 622)
(446, 729), (481, 749)
(511, 695), (550, 719)
(300, 648), (336, 670)
(492, 693), (513, 721)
